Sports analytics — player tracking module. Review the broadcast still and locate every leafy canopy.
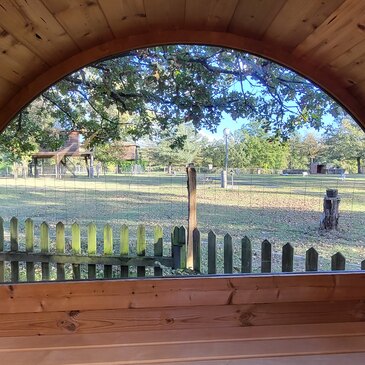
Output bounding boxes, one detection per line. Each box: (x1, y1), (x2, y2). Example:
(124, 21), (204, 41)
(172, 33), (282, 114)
(1, 45), (343, 160)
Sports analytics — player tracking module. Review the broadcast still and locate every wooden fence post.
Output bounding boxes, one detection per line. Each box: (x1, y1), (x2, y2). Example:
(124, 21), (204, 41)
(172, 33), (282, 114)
(186, 165), (197, 269)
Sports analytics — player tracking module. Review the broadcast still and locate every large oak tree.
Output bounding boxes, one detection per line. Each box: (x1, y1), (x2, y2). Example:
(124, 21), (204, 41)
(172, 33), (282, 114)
(0, 45), (343, 161)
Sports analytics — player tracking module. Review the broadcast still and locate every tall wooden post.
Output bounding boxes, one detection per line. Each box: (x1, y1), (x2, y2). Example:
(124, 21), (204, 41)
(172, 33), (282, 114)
(186, 164), (197, 269)
(320, 189), (341, 230)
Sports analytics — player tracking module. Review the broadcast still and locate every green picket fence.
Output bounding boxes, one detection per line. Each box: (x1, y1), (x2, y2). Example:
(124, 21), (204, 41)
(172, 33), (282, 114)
(0, 217), (360, 283)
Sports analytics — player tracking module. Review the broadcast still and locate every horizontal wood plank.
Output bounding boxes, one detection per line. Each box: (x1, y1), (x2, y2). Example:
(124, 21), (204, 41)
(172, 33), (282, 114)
(0, 300), (364, 337)
(0, 252), (172, 267)
(1, 332), (365, 364)
(2, 273), (365, 314)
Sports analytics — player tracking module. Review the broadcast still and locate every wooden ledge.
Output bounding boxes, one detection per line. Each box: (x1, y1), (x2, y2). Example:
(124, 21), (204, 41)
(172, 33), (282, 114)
(1, 272), (365, 314)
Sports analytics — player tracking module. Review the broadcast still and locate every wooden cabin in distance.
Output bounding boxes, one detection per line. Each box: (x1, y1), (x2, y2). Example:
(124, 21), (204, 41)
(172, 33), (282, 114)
(31, 131), (93, 178)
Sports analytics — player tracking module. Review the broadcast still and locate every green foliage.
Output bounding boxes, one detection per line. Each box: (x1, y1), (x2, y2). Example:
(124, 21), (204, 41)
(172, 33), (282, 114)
(143, 124), (206, 167)
(321, 118), (365, 173)
(3, 45), (342, 162)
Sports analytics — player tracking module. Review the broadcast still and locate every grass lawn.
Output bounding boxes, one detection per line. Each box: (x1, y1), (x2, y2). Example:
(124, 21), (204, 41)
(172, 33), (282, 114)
(0, 172), (365, 273)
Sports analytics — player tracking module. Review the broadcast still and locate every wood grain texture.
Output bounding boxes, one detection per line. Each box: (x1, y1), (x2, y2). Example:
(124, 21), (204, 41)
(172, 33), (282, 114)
(0, 0), (78, 65)
(1, 327), (365, 364)
(263, 0), (345, 48)
(1, 274), (365, 363)
(0, 300), (365, 337)
(2, 272), (365, 314)
(98, 0), (148, 37)
(185, 0), (238, 32)
(44, 0), (113, 50)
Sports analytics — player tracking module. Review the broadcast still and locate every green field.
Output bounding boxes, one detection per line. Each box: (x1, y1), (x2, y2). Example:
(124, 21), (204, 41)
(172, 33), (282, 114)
(0, 172), (365, 272)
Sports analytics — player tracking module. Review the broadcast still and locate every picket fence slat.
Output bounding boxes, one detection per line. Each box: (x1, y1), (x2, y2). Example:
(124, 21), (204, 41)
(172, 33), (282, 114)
(88, 223), (97, 279)
(179, 226), (187, 269)
(10, 217), (19, 282)
(0, 217), (363, 283)
(0, 252), (173, 266)
(193, 228), (200, 273)
(224, 233), (232, 274)
(56, 222), (65, 280)
(208, 230), (216, 274)
(104, 224), (113, 279)
(241, 236), (252, 273)
(72, 222), (81, 279)
(306, 247), (318, 272)
(120, 224), (129, 277)
(25, 218), (35, 281)
(282, 243), (294, 272)
(332, 252), (345, 271)
(40, 222), (50, 281)
(261, 239), (271, 273)
(137, 224), (146, 277)
(154, 225), (163, 277)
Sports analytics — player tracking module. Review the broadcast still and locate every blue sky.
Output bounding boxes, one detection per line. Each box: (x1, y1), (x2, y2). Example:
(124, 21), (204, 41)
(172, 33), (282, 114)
(200, 113), (335, 141)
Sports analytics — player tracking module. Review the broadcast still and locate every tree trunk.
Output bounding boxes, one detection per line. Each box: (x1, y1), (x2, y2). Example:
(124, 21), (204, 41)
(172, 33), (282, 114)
(357, 157), (362, 174)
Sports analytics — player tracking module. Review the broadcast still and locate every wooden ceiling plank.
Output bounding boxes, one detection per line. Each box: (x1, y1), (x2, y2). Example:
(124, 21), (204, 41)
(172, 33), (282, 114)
(329, 38), (365, 72)
(144, 0), (186, 30)
(44, 0), (114, 50)
(185, 0), (238, 32)
(0, 75), (19, 103)
(97, 0), (148, 38)
(0, 26), (47, 85)
(228, 0), (286, 39)
(0, 0), (78, 65)
(293, 0), (365, 65)
(263, 0), (345, 48)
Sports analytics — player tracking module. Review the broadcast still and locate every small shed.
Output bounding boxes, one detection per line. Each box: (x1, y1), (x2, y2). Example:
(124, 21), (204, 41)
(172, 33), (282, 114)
(310, 162), (327, 174)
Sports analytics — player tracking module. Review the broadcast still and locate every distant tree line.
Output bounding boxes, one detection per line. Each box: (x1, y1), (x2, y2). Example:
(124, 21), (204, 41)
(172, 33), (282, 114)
(138, 119), (365, 174)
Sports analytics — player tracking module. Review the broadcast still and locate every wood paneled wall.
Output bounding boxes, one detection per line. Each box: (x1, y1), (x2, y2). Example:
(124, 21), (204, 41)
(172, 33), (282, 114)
(1, 273), (365, 364)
